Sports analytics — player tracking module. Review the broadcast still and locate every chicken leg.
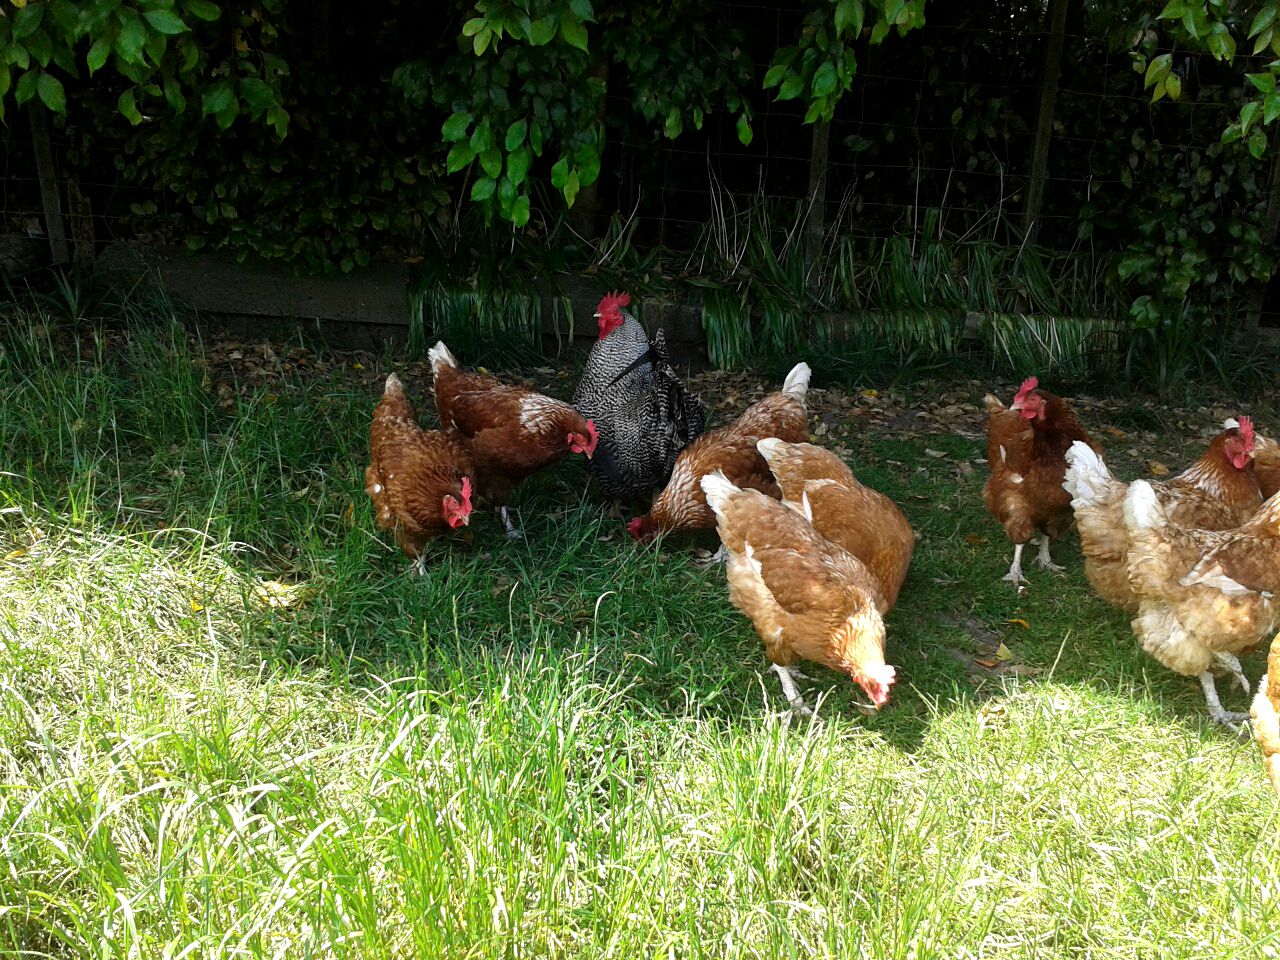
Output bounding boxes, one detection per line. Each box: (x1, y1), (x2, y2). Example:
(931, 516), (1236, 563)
(500, 506), (522, 540)
(1214, 653), (1251, 695)
(770, 664), (814, 716)
(1034, 533), (1065, 574)
(1002, 543), (1028, 585)
(694, 544), (729, 568)
(1199, 672), (1249, 725)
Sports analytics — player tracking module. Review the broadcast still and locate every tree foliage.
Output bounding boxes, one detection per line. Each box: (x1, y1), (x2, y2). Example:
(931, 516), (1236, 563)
(0, 0), (289, 132)
(1138, 0), (1280, 157)
(394, 0), (928, 225)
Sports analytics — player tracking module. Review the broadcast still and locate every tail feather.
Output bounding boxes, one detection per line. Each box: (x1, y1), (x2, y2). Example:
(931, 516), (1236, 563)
(375, 371), (414, 420)
(756, 437), (786, 463)
(1122, 479), (1164, 534)
(781, 362), (811, 403)
(428, 341), (458, 375)
(1063, 440), (1113, 506)
(700, 470), (740, 517)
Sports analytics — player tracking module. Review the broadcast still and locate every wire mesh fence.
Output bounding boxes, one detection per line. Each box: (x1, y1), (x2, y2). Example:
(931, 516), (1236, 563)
(3, 0), (1278, 358)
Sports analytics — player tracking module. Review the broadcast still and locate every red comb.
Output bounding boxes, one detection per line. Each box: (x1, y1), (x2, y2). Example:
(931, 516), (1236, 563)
(1237, 416), (1255, 448)
(460, 476), (473, 507)
(597, 290), (631, 315)
(1014, 376), (1039, 402)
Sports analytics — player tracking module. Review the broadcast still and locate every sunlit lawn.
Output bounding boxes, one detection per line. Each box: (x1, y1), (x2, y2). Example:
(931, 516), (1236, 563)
(1, 311), (1276, 959)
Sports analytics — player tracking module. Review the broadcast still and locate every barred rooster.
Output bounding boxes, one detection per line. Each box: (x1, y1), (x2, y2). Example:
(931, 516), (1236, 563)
(572, 291), (704, 501)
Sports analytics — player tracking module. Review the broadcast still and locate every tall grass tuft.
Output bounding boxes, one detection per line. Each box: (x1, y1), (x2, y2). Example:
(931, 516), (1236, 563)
(407, 215), (573, 367)
(688, 191), (1125, 380)
(0, 309), (1276, 956)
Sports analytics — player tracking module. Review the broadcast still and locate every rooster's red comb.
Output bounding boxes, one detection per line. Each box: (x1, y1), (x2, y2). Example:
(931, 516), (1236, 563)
(596, 291), (631, 316)
(1237, 416), (1255, 450)
(1014, 376), (1039, 403)
(460, 476), (473, 507)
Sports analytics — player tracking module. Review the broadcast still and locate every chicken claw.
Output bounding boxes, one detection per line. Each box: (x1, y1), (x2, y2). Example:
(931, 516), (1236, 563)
(694, 544), (729, 568)
(1034, 533), (1065, 574)
(1199, 672), (1250, 726)
(500, 506), (523, 540)
(409, 554), (428, 577)
(1002, 543), (1028, 586)
(770, 664), (814, 717)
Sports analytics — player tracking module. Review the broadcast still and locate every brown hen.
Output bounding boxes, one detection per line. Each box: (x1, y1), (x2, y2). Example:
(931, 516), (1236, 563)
(1254, 431), (1280, 500)
(429, 341), (597, 537)
(628, 362), (810, 557)
(366, 373), (475, 572)
(701, 470), (895, 715)
(1065, 418), (1261, 611)
(1124, 480), (1280, 724)
(1251, 636), (1280, 795)
(756, 439), (914, 612)
(983, 377), (1097, 587)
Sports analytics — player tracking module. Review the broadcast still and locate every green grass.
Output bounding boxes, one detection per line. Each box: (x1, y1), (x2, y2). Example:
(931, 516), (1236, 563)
(0, 308), (1277, 959)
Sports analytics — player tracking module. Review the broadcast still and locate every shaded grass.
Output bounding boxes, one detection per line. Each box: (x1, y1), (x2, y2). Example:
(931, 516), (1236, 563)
(0, 311), (1276, 959)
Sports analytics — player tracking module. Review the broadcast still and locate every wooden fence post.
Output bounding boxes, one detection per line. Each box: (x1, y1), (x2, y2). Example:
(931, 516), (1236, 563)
(1022, 0), (1070, 240)
(805, 119), (830, 289)
(28, 102), (70, 266)
(1244, 132), (1280, 335)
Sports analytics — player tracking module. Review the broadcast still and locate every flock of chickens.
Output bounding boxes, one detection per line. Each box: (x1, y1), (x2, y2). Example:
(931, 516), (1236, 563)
(363, 291), (1280, 792)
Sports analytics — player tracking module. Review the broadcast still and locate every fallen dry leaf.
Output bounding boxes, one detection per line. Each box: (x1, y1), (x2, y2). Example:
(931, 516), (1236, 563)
(1007, 618), (1030, 630)
(977, 702), (1008, 731)
(254, 580), (314, 609)
(1147, 460), (1170, 476)
(994, 642), (1015, 662)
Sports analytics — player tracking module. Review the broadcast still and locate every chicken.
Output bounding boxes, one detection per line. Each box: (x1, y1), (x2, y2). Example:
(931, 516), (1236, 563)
(1064, 418), (1261, 611)
(429, 341), (598, 538)
(1124, 480), (1280, 724)
(627, 362), (810, 558)
(365, 373), (475, 572)
(572, 291), (705, 500)
(983, 376), (1097, 586)
(755, 439), (914, 613)
(1250, 635), (1280, 795)
(1254, 430), (1280, 499)
(700, 470), (896, 715)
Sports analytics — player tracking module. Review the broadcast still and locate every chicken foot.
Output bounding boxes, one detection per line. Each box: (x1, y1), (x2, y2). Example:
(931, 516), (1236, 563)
(1199, 671), (1249, 726)
(1034, 533), (1065, 574)
(694, 544), (729, 568)
(770, 664), (814, 717)
(1002, 543), (1028, 586)
(500, 506), (522, 540)
(409, 554), (429, 577)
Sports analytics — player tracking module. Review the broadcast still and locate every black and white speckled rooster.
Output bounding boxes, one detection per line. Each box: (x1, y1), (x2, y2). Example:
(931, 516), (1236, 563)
(572, 291), (705, 500)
